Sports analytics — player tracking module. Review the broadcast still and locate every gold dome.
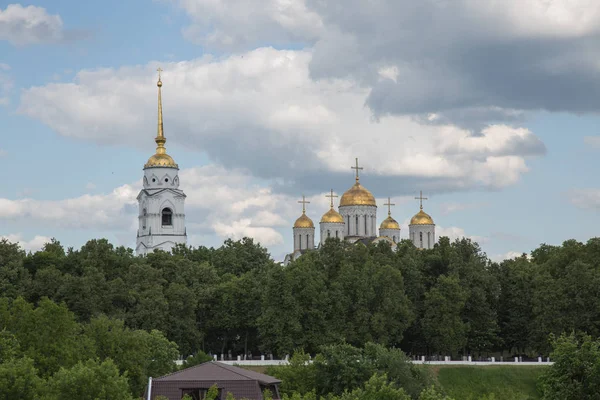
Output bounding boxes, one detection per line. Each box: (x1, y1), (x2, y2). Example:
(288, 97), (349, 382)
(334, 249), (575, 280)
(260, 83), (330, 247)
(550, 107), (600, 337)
(380, 216), (400, 230)
(294, 213), (314, 228)
(339, 182), (376, 207)
(321, 208), (344, 224)
(410, 209), (434, 225)
(145, 153), (178, 168)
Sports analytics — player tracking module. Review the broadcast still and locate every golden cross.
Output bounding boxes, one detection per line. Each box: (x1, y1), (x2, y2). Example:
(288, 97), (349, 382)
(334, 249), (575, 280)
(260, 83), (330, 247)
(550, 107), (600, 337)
(415, 190), (428, 210)
(298, 195), (310, 214)
(351, 157), (363, 182)
(325, 189), (338, 208)
(384, 197), (395, 216)
(157, 67), (163, 80)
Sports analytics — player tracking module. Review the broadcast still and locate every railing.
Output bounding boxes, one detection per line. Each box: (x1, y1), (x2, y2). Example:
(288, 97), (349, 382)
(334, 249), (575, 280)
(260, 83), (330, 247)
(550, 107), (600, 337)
(175, 355), (553, 367)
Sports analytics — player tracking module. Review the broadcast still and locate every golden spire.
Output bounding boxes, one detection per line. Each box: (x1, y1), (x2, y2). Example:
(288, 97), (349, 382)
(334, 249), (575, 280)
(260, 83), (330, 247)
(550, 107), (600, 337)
(351, 157), (363, 183)
(326, 189), (338, 208)
(144, 67), (178, 168)
(415, 191), (428, 210)
(384, 197), (395, 217)
(155, 67), (166, 154)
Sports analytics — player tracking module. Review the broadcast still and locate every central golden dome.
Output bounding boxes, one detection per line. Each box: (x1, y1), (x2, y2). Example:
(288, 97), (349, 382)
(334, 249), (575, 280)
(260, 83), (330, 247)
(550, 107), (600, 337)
(339, 182), (376, 207)
(294, 213), (314, 228)
(410, 209), (434, 225)
(321, 208), (344, 223)
(380, 216), (400, 230)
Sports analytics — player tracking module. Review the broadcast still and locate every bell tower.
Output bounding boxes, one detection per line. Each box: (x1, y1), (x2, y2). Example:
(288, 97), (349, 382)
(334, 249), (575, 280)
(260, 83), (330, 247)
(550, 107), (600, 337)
(136, 68), (187, 255)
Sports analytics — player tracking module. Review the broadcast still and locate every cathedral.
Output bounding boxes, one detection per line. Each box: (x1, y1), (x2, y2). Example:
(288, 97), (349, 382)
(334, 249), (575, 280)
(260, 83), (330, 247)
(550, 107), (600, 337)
(136, 70), (187, 255)
(134, 71), (435, 260)
(283, 159), (436, 266)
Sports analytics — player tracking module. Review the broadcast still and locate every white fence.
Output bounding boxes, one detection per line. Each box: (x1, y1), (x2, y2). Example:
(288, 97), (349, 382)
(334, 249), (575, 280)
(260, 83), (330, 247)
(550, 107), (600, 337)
(175, 355), (553, 367)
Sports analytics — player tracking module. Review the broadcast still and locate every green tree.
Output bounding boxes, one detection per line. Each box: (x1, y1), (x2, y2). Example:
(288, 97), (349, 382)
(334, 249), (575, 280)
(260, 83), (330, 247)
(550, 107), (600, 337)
(0, 357), (43, 400)
(43, 359), (133, 400)
(6, 297), (91, 377)
(421, 275), (468, 355)
(538, 332), (600, 400)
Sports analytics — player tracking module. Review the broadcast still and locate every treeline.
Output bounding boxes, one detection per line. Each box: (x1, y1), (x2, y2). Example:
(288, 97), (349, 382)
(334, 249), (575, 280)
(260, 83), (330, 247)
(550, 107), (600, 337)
(1, 236), (600, 360)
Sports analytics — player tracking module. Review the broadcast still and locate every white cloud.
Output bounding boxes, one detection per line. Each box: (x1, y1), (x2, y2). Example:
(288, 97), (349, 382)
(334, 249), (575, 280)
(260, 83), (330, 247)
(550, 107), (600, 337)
(0, 4), (65, 46)
(171, 0), (323, 50)
(19, 48), (543, 193)
(568, 188), (600, 210)
(0, 183), (138, 229)
(584, 136), (600, 149)
(0, 233), (52, 252)
(490, 250), (531, 262)
(436, 225), (487, 245)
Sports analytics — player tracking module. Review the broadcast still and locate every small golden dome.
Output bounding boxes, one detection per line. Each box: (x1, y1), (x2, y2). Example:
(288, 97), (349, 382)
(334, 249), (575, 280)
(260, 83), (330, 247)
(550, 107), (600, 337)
(380, 216), (400, 230)
(294, 213), (314, 228)
(339, 183), (376, 207)
(145, 153), (178, 168)
(410, 209), (434, 225)
(321, 208), (344, 224)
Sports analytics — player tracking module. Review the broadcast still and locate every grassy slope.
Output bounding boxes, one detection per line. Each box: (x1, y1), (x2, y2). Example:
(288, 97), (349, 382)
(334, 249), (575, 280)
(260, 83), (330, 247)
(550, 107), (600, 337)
(243, 365), (547, 399)
(430, 365), (546, 400)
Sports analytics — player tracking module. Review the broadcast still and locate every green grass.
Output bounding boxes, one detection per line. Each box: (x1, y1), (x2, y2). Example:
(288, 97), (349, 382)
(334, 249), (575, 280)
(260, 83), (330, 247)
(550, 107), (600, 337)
(430, 365), (547, 400)
(242, 364), (547, 399)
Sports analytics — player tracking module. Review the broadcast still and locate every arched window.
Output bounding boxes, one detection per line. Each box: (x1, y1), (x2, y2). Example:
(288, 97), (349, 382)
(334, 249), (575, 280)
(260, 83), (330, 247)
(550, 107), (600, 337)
(298, 234), (302, 250)
(335, 230), (339, 238)
(327, 230), (331, 238)
(306, 234), (309, 249)
(347, 216), (350, 235)
(393, 235), (396, 242)
(162, 208), (173, 226)
(142, 208), (147, 229)
(419, 231), (423, 248)
(364, 215), (368, 236)
(355, 216), (359, 235)
(427, 232), (431, 249)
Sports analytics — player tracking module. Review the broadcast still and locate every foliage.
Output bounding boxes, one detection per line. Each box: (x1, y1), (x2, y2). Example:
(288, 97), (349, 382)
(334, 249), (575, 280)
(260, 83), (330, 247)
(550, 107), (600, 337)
(266, 349), (317, 396)
(181, 349), (214, 369)
(42, 359), (133, 400)
(538, 332), (600, 400)
(2, 235), (600, 399)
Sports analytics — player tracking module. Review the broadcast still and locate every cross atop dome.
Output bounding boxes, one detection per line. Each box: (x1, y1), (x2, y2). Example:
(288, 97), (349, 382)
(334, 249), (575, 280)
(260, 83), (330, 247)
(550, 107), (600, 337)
(326, 189), (338, 208)
(415, 191), (428, 210)
(298, 195), (310, 214)
(384, 197), (395, 216)
(351, 157), (363, 182)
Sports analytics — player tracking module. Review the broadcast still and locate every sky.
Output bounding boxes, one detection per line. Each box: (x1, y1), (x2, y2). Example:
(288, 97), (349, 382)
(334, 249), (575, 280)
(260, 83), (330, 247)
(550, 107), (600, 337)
(1, 0), (599, 262)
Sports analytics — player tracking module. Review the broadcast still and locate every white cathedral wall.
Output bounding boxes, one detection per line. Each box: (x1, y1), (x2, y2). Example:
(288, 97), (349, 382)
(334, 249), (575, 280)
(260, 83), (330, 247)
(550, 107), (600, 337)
(379, 228), (401, 243)
(319, 223), (345, 245)
(339, 205), (377, 237)
(409, 225), (435, 249)
(293, 227), (315, 251)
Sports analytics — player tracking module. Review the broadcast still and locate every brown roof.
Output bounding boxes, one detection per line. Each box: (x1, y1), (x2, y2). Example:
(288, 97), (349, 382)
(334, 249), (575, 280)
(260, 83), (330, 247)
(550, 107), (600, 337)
(155, 362), (281, 385)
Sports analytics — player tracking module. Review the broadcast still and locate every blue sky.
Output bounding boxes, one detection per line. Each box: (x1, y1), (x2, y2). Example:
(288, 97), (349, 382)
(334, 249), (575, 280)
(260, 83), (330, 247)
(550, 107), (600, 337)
(1, 0), (599, 261)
